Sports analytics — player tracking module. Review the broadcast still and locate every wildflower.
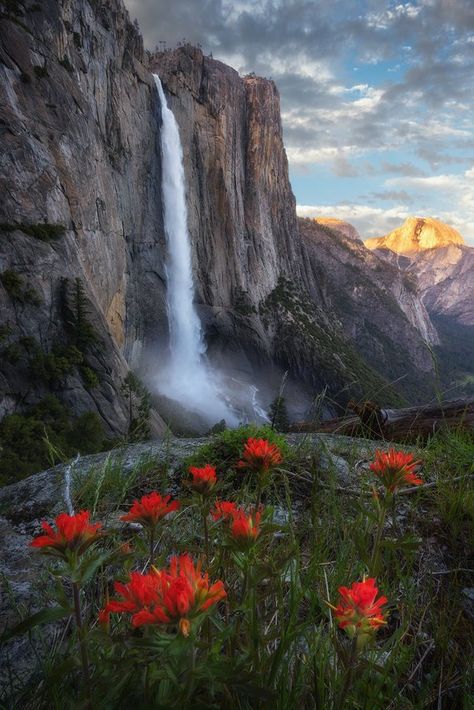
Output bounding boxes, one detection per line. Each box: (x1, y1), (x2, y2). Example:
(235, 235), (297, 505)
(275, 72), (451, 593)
(238, 437), (282, 474)
(100, 554), (225, 636)
(211, 500), (239, 521)
(230, 509), (261, 547)
(121, 492), (180, 529)
(188, 464), (217, 495)
(30, 511), (101, 557)
(332, 577), (388, 648)
(370, 449), (422, 493)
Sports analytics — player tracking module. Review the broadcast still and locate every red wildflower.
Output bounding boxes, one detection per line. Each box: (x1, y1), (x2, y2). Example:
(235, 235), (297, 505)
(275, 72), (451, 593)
(188, 464), (217, 495)
(238, 437), (282, 474)
(211, 500), (239, 521)
(212, 501), (262, 549)
(30, 511), (101, 556)
(121, 492), (180, 528)
(369, 449), (422, 493)
(332, 577), (388, 647)
(100, 554), (226, 636)
(230, 509), (261, 547)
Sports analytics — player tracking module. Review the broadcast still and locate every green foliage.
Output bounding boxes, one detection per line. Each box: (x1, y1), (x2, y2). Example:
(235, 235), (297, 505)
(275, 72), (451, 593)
(0, 269), (41, 305)
(73, 32), (82, 49)
(0, 396), (107, 485)
(185, 423), (289, 471)
(29, 344), (84, 385)
(1, 269), (23, 299)
(80, 365), (99, 389)
(58, 56), (73, 73)
(121, 372), (151, 442)
(0, 222), (65, 241)
(62, 278), (98, 351)
(33, 64), (48, 78)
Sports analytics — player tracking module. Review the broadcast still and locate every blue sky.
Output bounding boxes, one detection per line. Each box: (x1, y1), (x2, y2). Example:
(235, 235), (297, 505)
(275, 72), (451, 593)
(125, 0), (474, 244)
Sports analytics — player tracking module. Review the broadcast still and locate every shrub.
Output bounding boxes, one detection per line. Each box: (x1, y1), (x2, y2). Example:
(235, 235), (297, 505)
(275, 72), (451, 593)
(1, 269), (23, 299)
(58, 56), (74, 73)
(0, 222), (65, 241)
(33, 65), (48, 78)
(185, 424), (289, 471)
(0, 396), (107, 485)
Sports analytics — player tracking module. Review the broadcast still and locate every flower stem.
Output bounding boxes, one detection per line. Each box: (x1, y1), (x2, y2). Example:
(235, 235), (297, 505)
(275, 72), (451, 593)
(202, 510), (210, 565)
(336, 637), (357, 709)
(149, 527), (155, 567)
(370, 502), (387, 575)
(392, 493), (397, 536)
(72, 582), (92, 709)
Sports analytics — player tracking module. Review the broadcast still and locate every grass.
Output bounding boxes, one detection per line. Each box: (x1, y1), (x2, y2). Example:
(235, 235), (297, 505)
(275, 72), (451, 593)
(1, 426), (472, 707)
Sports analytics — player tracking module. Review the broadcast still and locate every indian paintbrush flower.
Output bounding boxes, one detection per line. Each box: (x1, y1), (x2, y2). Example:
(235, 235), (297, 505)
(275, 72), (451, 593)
(121, 491), (180, 566)
(331, 577), (388, 649)
(187, 464), (217, 495)
(211, 500), (239, 522)
(369, 449), (422, 494)
(212, 500), (262, 550)
(30, 511), (102, 558)
(238, 437), (282, 507)
(100, 553), (226, 636)
(238, 437), (282, 475)
(121, 491), (180, 528)
(230, 509), (261, 548)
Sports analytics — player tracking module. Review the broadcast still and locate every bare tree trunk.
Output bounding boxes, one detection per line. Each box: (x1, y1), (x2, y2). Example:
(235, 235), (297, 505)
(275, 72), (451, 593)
(288, 398), (474, 442)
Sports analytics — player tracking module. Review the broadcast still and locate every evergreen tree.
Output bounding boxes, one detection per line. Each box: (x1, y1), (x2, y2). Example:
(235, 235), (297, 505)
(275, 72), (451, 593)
(121, 372), (151, 442)
(268, 395), (289, 432)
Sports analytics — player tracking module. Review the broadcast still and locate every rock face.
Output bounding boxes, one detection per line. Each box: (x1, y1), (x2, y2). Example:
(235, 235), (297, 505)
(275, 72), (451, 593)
(0, 0), (167, 434)
(313, 217), (362, 242)
(365, 217), (474, 395)
(298, 218), (437, 402)
(0, 0), (441, 442)
(365, 216), (465, 254)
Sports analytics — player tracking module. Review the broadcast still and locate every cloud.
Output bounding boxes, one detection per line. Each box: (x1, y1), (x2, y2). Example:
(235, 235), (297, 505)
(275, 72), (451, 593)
(371, 190), (414, 202)
(124, 0), (474, 242)
(296, 202), (474, 244)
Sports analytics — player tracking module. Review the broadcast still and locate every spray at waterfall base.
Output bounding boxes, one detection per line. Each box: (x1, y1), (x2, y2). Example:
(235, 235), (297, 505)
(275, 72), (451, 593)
(150, 75), (313, 432)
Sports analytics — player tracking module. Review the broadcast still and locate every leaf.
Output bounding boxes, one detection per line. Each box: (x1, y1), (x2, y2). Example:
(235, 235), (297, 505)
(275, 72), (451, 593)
(1, 606), (72, 643)
(75, 551), (112, 585)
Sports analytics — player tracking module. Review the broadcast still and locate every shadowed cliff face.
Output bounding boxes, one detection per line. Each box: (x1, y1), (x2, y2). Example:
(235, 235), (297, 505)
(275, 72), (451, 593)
(298, 218), (437, 402)
(0, 0), (168, 433)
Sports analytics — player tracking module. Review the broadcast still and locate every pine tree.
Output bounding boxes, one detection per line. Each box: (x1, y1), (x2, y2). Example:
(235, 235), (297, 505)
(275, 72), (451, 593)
(121, 372), (151, 442)
(268, 395), (289, 432)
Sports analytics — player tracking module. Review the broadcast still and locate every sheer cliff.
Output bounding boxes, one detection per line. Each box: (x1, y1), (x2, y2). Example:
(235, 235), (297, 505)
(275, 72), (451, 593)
(0, 0), (438, 441)
(0, 0), (167, 433)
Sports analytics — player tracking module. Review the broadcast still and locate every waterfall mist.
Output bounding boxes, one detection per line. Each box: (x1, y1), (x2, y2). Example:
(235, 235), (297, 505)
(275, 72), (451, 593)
(153, 75), (238, 426)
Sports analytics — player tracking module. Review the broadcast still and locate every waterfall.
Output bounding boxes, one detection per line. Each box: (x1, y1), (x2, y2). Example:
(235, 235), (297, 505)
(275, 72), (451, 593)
(153, 75), (237, 426)
(63, 453), (80, 515)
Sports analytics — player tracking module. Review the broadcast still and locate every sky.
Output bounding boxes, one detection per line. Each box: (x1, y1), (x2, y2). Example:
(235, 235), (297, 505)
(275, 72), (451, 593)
(125, 0), (474, 244)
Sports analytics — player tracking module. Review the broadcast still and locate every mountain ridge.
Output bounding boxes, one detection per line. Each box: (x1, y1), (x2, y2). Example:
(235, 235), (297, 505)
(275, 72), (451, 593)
(365, 216), (465, 254)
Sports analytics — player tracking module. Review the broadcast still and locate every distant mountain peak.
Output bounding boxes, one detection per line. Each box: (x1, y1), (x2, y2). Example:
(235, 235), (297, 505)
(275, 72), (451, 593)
(364, 216), (465, 255)
(313, 217), (361, 241)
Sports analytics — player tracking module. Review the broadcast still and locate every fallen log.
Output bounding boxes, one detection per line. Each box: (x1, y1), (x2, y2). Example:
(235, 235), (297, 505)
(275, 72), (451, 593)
(288, 398), (474, 442)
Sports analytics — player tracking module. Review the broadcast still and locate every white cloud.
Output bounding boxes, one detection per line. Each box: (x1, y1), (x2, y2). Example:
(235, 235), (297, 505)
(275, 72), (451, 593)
(366, 3), (422, 30)
(296, 201), (474, 244)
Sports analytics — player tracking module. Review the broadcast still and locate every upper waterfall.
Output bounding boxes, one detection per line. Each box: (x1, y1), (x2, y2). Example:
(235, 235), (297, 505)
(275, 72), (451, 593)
(153, 75), (237, 425)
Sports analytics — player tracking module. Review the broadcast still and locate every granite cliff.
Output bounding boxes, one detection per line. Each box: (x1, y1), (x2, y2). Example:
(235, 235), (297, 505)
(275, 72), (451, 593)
(0, 0), (439, 451)
(365, 217), (474, 395)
